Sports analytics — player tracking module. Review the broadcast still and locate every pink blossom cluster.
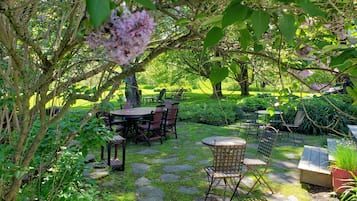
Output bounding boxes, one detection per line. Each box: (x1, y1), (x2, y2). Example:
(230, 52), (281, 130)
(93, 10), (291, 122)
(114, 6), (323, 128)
(86, 8), (155, 65)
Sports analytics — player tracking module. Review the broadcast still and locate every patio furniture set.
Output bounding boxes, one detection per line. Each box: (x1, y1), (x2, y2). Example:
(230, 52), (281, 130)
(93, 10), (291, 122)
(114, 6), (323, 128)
(242, 109), (305, 144)
(96, 100), (180, 170)
(201, 126), (279, 200)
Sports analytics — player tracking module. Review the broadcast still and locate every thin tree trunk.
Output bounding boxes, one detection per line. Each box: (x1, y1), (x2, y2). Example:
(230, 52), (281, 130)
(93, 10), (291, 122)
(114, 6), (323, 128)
(239, 65), (250, 96)
(211, 82), (224, 99)
(125, 74), (141, 107)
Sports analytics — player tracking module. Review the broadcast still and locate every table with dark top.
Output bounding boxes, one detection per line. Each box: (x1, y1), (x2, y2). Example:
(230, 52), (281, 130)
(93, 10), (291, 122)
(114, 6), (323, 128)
(111, 107), (156, 137)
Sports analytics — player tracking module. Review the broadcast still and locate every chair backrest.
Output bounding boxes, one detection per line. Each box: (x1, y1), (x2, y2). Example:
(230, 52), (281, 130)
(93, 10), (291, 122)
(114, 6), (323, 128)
(293, 110), (305, 126)
(256, 126), (278, 163)
(149, 110), (165, 130)
(166, 103), (179, 125)
(174, 88), (184, 98)
(157, 88), (166, 101)
(212, 144), (246, 173)
(164, 98), (173, 108)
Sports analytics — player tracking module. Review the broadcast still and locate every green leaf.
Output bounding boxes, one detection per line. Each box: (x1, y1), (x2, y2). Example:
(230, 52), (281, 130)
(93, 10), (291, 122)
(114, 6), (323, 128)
(299, 0), (326, 17)
(86, 0), (111, 29)
(254, 43), (263, 52)
(347, 87), (357, 106)
(229, 63), (240, 74)
(201, 15), (223, 27)
(279, 14), (296, 44)
(251, 10), (270, 39)
(222, 3), (249, 28)
(209, 66), (229, 86)
(204, 27), (224, 49)
(239, 29), (251, 50)
(176, 18), (189, 26)
(134, 0), (157, 10)
(330, 48), (357, 69)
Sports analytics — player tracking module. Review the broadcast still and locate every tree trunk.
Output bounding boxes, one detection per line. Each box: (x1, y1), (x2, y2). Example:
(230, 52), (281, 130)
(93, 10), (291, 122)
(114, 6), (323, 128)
(125, 74), (141, 107)
(211, 82), (224, 99)
(239, 63), (250, 96)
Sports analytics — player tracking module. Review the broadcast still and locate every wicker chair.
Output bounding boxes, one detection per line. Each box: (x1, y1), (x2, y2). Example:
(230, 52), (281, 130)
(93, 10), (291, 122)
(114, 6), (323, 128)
(204, 144), (246, 200)
(243, 125), (278, 194)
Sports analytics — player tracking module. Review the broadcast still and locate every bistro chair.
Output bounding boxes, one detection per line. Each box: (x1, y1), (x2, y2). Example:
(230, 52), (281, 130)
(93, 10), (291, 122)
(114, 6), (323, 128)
(95, 111), (127, 134)
(172, 88), (184, 100)
(240, 111), (264, 140)
(204, 143), (246, 201)
(136, 105), (165, 146)
(156, 88), (166, 103)
(163, 102), (179, 139)
(243, 125), (278, 194)
(282, 110), (305, 144)
(96, 111), (126, 170)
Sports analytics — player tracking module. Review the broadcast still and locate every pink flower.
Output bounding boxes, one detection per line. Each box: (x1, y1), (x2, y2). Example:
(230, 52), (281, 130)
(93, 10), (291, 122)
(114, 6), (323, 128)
(85, 7), (155, 65)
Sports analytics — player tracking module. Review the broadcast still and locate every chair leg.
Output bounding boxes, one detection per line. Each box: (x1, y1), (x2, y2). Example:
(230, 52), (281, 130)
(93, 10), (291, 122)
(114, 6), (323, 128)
(247, 168), (273, 194)
(230, 177), (243, 201)
(205, 177), (214, 201)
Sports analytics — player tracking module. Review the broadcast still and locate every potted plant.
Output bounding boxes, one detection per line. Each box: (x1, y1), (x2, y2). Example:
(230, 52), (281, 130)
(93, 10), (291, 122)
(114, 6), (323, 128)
(331, 142), (357, 194)
(339, 171), (357, 201)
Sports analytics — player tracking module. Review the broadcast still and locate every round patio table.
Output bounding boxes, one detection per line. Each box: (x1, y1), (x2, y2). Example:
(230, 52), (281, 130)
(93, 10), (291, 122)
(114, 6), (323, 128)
(110, 107), (156, 138)
(110, 107), (156, 119)
(255, 110), (283, 126)
(201, 136), (246, 146)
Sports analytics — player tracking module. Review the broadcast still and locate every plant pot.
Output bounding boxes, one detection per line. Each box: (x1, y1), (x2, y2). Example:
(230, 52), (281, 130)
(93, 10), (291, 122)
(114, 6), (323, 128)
(331, 167), (357, 194)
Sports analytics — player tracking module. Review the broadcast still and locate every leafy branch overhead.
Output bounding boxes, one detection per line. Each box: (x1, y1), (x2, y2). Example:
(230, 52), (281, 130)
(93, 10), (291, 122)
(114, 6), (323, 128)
(203, 0), (357, 102)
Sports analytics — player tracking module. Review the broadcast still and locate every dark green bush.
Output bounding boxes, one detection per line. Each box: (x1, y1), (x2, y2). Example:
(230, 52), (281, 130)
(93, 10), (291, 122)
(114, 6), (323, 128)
(295, 94), (357, 135)
(236, 94), (272, 112)
(179, 102), (237, 126)
(234, 93), (357, 135)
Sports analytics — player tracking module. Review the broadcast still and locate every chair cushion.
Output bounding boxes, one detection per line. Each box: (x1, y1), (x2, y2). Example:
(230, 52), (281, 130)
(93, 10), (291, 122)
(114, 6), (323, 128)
(243, 158), (266, 166)
(204, 166), (243, 178)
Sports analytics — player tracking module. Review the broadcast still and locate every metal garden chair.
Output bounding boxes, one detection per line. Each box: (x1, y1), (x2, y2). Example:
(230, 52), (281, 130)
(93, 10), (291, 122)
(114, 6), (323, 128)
(243, 125), (278, 194)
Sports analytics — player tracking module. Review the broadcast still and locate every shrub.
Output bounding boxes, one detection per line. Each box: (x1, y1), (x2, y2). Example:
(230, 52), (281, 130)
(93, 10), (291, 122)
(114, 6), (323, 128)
(296, 95), (357, 135)
(179, 102), (237, 126)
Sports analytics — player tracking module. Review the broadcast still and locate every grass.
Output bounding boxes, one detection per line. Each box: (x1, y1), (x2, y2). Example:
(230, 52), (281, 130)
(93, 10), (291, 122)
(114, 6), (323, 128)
(88, 121), (329, 201)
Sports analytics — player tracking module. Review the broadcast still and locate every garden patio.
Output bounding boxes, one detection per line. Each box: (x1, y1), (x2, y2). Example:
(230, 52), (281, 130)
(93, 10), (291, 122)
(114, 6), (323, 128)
(86, 121), (340, 201)
(74, 91), (355, 201)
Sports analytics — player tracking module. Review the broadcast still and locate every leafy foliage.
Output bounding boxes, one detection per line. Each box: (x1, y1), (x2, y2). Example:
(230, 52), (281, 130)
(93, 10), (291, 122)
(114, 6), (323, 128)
(332, 143), (357, 171)
(179, 102), (238, 126)
(339, 172), (357, 201)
